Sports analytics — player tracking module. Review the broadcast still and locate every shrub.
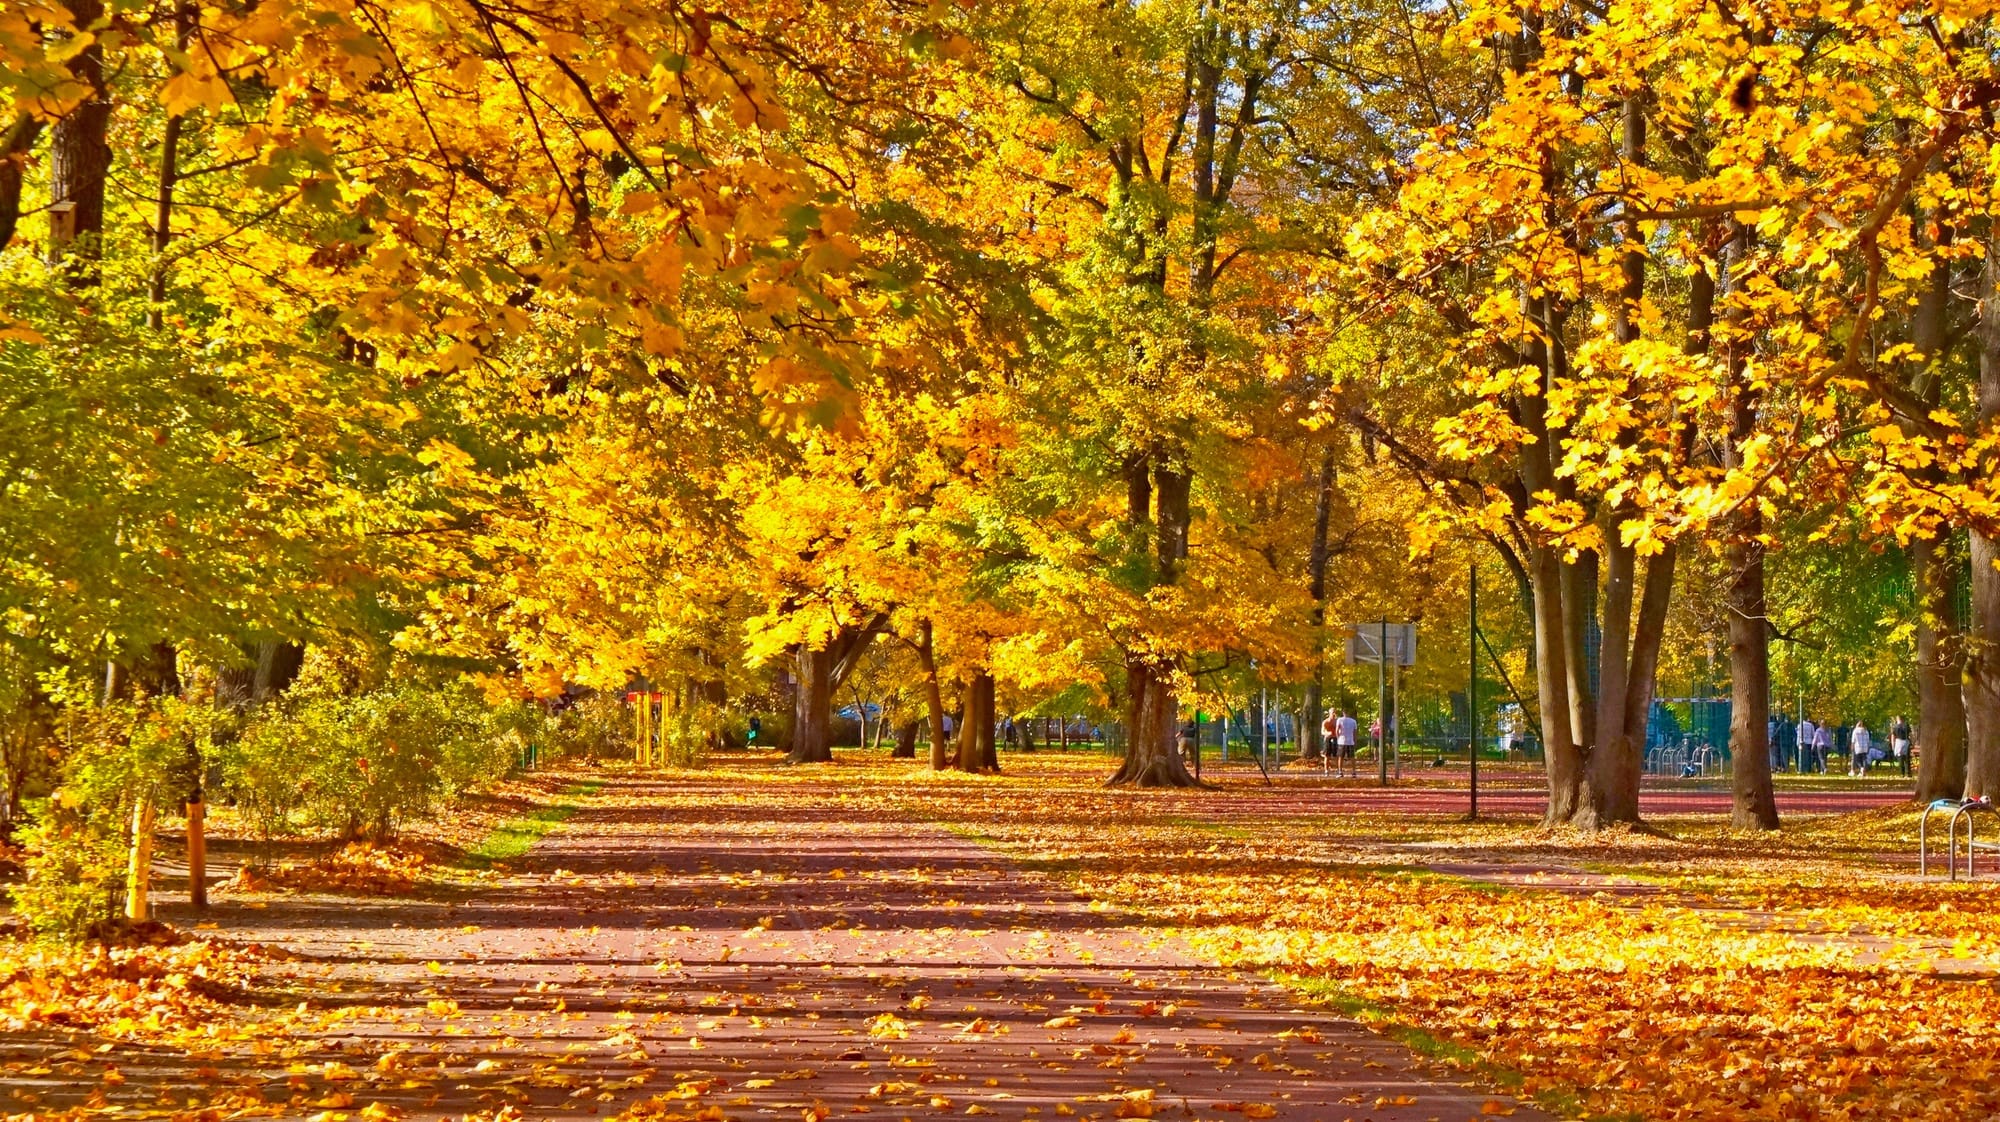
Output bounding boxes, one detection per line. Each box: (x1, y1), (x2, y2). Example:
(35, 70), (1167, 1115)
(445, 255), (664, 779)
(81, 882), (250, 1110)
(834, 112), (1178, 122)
(227, 680), (521, 842)
(662, 701), (719, 769)
(13, 694), (217, 938)
(12, 797), (129, 938)
(546, 692), (630, 761)
(213, 716), (308, 856)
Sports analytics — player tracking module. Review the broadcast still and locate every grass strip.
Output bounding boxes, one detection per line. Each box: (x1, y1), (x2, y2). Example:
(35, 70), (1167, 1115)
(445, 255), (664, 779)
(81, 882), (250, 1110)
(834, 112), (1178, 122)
(463, 780), (602, 867)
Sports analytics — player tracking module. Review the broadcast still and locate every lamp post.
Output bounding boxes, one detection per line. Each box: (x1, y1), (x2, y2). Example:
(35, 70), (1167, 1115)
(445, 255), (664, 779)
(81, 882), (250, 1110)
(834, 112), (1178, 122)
(1469, 559), (1479, 819)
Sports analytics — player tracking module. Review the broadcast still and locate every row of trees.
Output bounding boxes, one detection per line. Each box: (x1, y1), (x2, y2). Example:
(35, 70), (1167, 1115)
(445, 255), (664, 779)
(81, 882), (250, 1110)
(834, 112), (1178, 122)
(2, 0), (1997, 834)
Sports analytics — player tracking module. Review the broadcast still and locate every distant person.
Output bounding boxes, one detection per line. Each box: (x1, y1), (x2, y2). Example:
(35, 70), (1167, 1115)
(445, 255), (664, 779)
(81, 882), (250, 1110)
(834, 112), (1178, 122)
(1891, 715), (1913, 777)
(1850, 721), (1872, 776)
(1813, 721), (1834, 775)
(1798, 717), (1816, 772)
(1336, 709), (1358, 775)
(1318, 708), (1336, 767)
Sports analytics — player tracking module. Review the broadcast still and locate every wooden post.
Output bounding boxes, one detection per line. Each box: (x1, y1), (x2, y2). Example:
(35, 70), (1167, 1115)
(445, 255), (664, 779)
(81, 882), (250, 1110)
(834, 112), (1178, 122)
(126, 798), (156, 922)
(186, 799), (206, 909)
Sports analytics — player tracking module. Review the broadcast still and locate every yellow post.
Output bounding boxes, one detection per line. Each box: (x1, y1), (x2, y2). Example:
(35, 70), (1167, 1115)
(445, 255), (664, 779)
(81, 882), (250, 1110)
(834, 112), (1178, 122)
(186, 799), (206, 909)
(126, 797), (156, 922)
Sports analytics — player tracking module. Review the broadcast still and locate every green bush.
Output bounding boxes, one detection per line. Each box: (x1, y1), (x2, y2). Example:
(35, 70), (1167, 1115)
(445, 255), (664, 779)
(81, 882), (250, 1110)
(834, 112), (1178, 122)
(12, 797), (129, 938)
(662, 701), (718, 768)
(213, 715), (307, 854)
(223, 680), (521, 842)
(13, 693), (217, 938)
(546, 692), (630, 760)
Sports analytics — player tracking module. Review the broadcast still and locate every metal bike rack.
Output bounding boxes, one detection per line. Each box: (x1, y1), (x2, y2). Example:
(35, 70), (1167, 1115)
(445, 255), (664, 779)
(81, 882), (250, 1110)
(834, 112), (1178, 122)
(1920, 798), (2000, 880)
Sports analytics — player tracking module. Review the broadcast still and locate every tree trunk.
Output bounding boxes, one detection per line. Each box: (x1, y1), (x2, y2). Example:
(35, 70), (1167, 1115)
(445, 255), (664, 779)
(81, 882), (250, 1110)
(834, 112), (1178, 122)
(1302, 446), (1335, 759)
(186, 798), (206, 909)
(1533, 547), (1583, 822)
(252, 642), (304, 701)
(1726, 531), (1779, 828)
(125, 797), (156, 923)
(1585, 535), (1640, 825)
(1108, 456), (1202, 787)
(1967, 531), (2000, 799)
(1967, 235), (2000, 798)
(49, 0), (111, 268)
(1909, 214), (1967, 803)
(956, 671), (995, 774)
(891, 719), (918, 759)
(1914, 535), (1969, 801)
(1622, 545), (1676, 745)
(147, 1), (193, 327)
(1721, 219), (1779, 829)
(919, 621), (948, 771)
(1107, 656), (1198, 787)
(0, 115), (43, 251)
(789, 647), (834, 764)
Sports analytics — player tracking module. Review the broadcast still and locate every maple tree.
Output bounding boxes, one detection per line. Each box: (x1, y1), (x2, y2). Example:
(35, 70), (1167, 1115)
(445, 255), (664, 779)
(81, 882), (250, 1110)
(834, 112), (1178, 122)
(4, 0), (2000, 984)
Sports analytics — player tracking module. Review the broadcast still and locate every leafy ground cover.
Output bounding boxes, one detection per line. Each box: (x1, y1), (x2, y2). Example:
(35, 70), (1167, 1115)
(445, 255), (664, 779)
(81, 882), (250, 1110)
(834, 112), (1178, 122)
(798, 754), (2000, 1122)
(2, 755), (1992, 1122)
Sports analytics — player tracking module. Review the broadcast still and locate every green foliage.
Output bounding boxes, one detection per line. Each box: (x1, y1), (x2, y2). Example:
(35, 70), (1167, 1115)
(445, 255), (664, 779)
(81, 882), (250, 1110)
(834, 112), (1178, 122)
(544, 693), (629, 761)
(215, 675), (523, 842)
(11, 691), (217, 937)
(662, 701), (720, 769)
(464, 780), (603, 867)
(11, 797), (128, 939)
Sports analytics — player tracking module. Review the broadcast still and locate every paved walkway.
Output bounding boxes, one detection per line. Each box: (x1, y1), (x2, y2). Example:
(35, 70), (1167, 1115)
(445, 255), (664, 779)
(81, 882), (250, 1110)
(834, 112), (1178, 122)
(110, 775), (1544, 1122)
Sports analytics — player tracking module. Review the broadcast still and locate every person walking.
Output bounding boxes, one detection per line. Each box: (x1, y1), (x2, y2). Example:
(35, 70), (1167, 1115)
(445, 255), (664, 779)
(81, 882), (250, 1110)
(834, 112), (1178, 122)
(1336, 709), (1358, 777)
(1813, 720), (1834, 775)
(1798, 717), (1817, 773)
(1891, 715), (1913, 777)
(1850, 720), (1873, 777)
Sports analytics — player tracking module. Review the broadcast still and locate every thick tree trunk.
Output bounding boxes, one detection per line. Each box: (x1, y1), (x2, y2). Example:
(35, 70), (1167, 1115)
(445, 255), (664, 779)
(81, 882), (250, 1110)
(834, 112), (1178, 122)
(1107, 657), (1198, 786)
(1909, 217), (1968, 802)
(1967, 252), (2000, 795)
(1533, 547), (1583, 822)
(956, 671), (995, 774)
(1108, 457), (1202, 787)
(0, 115), (42, 251)
(1726, 531), (1780, 828)
(1968, 532), (2000, 799)
(891, 719), (919, 759)
(1302, 447), (1335, 759)
(49, 0), (111, 266)
(1914, 535), (1969, 801)
(1586, 535), (1641, 825)
(1964, 234), (2000, 799)
(789, 647), (834, 764)
(252, 642), (304, 701)
(919, 621), (948, 771)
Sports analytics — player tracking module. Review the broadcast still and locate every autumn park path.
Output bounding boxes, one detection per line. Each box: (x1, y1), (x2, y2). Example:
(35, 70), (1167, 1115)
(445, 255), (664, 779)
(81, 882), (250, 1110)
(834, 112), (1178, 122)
(136, 774), (1540, 1122)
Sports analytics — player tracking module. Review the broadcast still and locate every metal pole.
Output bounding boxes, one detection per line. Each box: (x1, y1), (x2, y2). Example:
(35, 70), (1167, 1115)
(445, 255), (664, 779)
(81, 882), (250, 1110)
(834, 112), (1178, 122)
(1393, 662), (1402, 779)
(1469, 560), (1479, 819)
(1379, 618), (1390, 786)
